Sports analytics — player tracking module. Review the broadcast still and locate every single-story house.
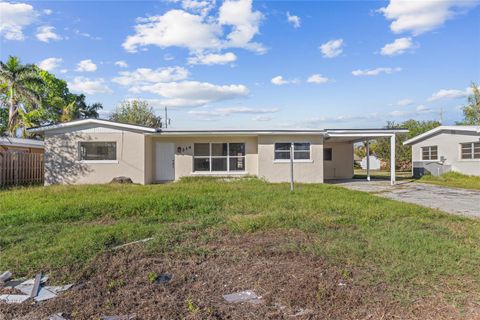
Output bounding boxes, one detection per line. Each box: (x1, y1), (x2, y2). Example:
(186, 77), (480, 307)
(28, 119), (406, 185)
(0, 137), (44, 153)
(360, 155), (381, 170)
(404, 125), (480, 177)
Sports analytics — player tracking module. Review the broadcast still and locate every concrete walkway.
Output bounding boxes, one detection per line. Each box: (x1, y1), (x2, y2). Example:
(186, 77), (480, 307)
(329, 179), (480, 218)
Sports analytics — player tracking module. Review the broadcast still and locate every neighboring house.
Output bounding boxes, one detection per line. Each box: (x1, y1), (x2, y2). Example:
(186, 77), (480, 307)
(28, 119), (406, 185)
(360, 155), (381, 170)
(0, 137), (44, 153)
(404, 125), (480, 177)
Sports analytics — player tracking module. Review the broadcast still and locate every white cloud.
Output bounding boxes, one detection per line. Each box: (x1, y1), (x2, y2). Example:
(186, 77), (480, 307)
(180, 0), (216, 15)
(352, 67), (401, 76)
(307, 74), (329, 84)
(0, 2), (37, 40)
(112, 66), (189, 86)
(286, 12), (301, 28)
(123, 0), (265, 56)
(68, 77), (112, 95)
(319, 39), (344, 58)
(253, 115), (274, 121)
(164, 53), (175, 61)
(391, 98), (414, 106)
(72, 29), (101, 40)
(427, 87), (472, 101)
(271, 76), (288, 85)
(131, 81), (249, 108)
(189, 106), (279, 117)
(188, 52), (237, 65)
(380, 37), (414, 56)
(38, 57), (62, 71)
(43, 9), (53, 15)
(378, 0), (478, 35)
(114, 60), (128, 68)
(76, 59), (97, 72)
(36, 25), (61, 42)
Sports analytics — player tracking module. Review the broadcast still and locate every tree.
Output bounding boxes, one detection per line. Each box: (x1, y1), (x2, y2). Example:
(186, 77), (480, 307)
(372, 119), (441, 170)
(110, 100), (162, 127)
(457, 82), (480, 125)
(0, 56), (44, 136)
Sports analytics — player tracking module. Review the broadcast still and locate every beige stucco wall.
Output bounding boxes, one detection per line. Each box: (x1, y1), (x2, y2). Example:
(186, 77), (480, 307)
(257, 135), (324, 183)
(411, 130), (480, 176)
(147, 136), (258, 182)
(323, 141), (354, 179)
(44, 124), (147, 185)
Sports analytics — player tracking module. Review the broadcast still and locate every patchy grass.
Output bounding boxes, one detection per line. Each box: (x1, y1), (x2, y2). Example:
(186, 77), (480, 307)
(419, 171), (480, 190)
(0, 177), (479, 308)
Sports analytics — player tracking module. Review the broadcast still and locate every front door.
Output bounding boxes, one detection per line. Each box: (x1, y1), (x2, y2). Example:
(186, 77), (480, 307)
(155, 142), (175, 181)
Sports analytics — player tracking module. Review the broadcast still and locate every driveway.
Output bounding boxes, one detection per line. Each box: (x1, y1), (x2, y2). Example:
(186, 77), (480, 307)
(329, 180), (480, 218)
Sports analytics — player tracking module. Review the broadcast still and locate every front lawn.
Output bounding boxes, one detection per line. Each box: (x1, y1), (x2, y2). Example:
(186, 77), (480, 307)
(419, 171), (480, 190)
(1, 177), (479, 318)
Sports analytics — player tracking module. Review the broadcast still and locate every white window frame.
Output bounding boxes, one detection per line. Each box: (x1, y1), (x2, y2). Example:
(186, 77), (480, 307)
(78, 141), (118, 164)
(421, 145), (438, 161)
(273, 142), (312, 163)
(192, 142), (246, 173)
(460, 142), (480, 160)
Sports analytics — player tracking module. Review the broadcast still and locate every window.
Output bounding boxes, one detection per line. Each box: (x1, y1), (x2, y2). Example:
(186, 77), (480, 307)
(324, 148), (332, 161)
(421, 146), (438, 161)
(79, 142), (116, 161)
(274, 142), (311, 161)
(193, 143), (245, 172)
(461, 142), (480, 160)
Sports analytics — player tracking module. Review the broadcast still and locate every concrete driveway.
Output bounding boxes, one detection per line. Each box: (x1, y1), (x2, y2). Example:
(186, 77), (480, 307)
(329, 180), (480, 218)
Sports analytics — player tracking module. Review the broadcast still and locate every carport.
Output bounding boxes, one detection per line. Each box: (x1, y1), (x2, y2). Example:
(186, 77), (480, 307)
(324, 129), (408, 185)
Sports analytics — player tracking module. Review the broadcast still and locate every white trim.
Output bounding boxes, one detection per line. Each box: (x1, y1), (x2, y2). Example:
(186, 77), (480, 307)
(192, 142), (246, 173)
(191, 171), (247, 175)
(0, 137), (44, 149)
(28, 119), (157, 133)
(77, 160), (119, 164)
(274, 160), (314, 163)
(404, 126), (480, 145)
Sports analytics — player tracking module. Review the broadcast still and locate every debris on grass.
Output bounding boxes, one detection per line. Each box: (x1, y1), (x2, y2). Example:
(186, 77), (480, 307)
(100, 315), (136, 320)
(0, 271), (12, 283)
(0, 294), (30, 304)
(112, 237), (153, 250)
(223, 290), (261, 304)
(48, 313), (68, 320)
(0, 272), (72, 304)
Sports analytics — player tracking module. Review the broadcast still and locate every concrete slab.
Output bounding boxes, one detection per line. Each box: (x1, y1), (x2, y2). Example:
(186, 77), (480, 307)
(330, 180), (480, 218)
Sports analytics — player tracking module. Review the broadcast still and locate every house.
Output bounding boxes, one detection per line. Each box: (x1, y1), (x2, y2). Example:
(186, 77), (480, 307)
(404, 125), (480, 177)
(0, 137), (44, 153)
(360, 155), (381, 170)
(28, 119), (406, 185)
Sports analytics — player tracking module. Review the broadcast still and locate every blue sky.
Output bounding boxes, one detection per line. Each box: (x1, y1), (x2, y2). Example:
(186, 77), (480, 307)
(1, 0), (479, 129)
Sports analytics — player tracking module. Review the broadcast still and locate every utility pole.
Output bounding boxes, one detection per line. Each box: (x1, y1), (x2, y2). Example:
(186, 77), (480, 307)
(163, 106), (171, 128)
(439, 107), (444, 124)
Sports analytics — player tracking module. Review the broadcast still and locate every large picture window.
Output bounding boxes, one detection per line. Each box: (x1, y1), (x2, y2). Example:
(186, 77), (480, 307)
(274, 142), (311, 161)
(79, 142), (116, 161)
(193, 143), (245, 172)
(421, 146), (438, 161)
(461, 142), (480, 160)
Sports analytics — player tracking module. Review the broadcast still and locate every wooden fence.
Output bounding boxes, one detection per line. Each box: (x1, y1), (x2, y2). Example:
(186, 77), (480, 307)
(0, 152), (44, 187)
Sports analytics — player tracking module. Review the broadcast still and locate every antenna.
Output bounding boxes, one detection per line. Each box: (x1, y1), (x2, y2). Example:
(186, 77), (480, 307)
(439, 107), (444, 124)
(164, 106), (171, 129)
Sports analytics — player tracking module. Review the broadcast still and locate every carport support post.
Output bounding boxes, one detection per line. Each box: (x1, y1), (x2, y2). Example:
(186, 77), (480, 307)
(366, 140), (370, 182)
(290, 142), (294, 192)
(390, 134), (396, 185)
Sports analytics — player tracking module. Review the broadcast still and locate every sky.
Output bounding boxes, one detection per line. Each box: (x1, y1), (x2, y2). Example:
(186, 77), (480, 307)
(1, 0), (479, 129)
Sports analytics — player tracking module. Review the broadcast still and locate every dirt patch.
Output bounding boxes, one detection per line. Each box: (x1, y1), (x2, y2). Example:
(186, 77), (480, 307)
(1, 230), (477, 319)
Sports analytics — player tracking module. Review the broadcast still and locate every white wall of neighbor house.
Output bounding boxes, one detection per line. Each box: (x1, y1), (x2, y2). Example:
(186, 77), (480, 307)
(257, 135), (324, 183)
(147, 136), (259, 182)
(44, 124), (146, 185)
(323, 141), (354, 179)
(411, 131), (480, 176)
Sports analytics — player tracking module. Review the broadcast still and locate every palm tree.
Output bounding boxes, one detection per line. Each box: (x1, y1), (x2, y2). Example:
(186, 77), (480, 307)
(0, 56), (44, 136)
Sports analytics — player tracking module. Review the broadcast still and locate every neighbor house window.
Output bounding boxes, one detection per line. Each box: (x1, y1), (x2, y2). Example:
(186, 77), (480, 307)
(79, 142), (116, 161)
(193, 143), (245, 172)
(274, 142), (311, 161)
(421, 146), (438, 161)
(461, 142), (480, 160)
(324, 148), (332, 161)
